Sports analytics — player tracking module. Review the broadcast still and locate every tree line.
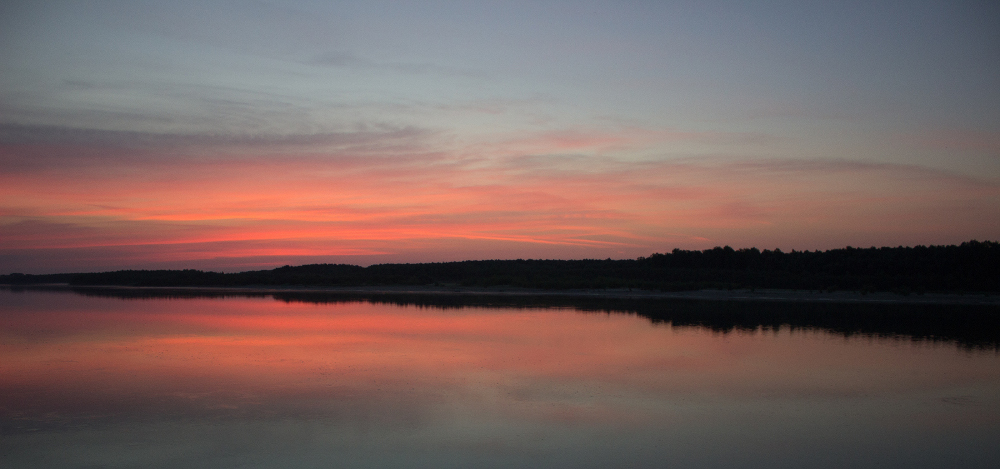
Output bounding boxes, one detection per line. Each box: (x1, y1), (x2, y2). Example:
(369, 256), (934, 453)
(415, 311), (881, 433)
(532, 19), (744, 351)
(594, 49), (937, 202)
(3, 240), (998, 294)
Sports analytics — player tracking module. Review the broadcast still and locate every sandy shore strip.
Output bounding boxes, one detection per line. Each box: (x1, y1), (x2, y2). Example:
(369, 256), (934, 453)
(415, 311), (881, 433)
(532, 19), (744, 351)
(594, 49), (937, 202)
(5, 283), (999, 306)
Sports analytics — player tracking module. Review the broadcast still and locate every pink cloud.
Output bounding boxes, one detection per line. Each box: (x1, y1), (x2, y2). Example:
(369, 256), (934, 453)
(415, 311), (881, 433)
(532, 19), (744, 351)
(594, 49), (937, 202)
(3, 133), (999, 272)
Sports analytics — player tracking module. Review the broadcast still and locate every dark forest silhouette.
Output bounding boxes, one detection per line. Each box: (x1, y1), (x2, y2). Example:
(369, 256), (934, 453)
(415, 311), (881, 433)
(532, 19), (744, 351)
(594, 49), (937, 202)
(3, 240), (999, 294)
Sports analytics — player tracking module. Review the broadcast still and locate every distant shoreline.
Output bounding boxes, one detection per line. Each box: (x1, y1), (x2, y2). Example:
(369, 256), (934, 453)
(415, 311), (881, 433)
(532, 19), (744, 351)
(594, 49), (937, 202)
(4, 242), (999, 296)
(5, 283), (999, 306)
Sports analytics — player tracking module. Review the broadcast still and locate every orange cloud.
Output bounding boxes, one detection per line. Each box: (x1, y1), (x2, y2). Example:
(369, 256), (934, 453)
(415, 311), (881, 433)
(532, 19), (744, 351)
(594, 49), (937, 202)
(3, 131), (999, 272)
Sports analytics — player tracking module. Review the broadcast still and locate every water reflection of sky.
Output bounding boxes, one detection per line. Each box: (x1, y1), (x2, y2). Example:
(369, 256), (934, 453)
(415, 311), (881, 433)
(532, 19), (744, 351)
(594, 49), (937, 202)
(2, 289), (999, 468)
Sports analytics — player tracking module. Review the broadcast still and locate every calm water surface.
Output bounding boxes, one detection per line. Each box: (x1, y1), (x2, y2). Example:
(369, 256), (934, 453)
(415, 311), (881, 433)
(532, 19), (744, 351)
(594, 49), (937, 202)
(2, 288), (999, 468)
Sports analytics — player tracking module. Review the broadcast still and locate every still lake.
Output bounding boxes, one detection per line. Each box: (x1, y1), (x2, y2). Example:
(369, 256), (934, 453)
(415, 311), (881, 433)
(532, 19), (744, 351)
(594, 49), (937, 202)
(2, 287), (999, 468)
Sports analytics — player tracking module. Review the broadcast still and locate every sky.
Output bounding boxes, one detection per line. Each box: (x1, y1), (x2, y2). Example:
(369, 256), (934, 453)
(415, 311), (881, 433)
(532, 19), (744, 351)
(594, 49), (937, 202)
(1, 0), (999, 273)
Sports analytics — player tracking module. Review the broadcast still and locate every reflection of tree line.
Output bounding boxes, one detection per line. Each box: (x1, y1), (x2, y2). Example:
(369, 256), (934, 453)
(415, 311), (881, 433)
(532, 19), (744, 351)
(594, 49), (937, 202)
(51, 287), (1000, 351)
(3, 240), (999, 294)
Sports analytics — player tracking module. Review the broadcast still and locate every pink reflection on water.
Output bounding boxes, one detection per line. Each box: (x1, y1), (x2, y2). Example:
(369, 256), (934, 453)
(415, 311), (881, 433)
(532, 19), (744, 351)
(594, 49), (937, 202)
(4, 289), (1000, 468)
(3, 290), (998, 426)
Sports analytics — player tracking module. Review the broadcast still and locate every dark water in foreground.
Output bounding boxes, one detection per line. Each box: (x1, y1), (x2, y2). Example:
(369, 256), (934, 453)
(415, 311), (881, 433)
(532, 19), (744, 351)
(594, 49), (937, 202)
(2, 288), (999, 468)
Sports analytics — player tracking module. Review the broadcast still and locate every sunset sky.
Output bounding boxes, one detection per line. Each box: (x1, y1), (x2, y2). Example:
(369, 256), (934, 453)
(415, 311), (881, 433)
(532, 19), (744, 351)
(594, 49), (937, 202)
(2, 0), (998, 273)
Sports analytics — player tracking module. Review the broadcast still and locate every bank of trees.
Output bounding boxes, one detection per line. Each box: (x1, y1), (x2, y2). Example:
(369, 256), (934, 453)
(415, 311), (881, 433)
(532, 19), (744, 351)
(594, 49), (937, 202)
(3, 240), (998, 294)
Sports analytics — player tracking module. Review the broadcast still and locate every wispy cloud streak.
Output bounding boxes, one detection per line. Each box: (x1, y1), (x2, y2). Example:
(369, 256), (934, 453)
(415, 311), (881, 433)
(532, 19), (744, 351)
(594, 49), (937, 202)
(3, 127), (998, 272)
